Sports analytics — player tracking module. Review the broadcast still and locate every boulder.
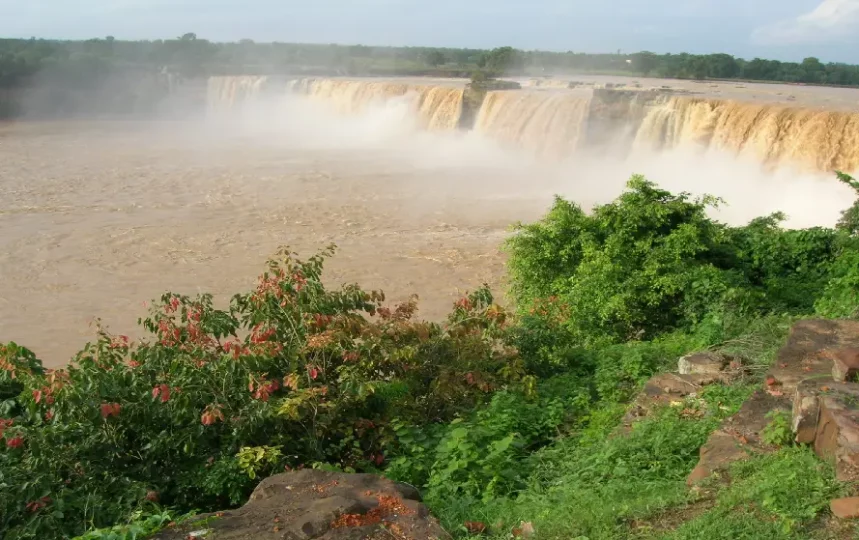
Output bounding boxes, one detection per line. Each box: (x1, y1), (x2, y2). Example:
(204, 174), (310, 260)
(771, 320), (859, 394)
(814, 394), (859, 482)
(642, 372), (723, 397)
(831, 497), (859, 519)
(832, 348), (859, 383)
(678, 352), (730, 377)
(792, 380), (821, 444)
(686, 430), (747, 486)
(687, 390), (790, 485)
(152, 470), (449, 540)
(621, 371), (733, 429)
(791, 379), (859, 481)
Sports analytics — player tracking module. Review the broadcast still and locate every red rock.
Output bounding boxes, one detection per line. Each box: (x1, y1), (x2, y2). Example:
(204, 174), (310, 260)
(686, 430), (748, 485)
(678, 352), (729, 376)
(830, 497), (859, 519)
(792, 380), (821, 444)
(813, 396), (859, 481)
(832, 348), (859, 382)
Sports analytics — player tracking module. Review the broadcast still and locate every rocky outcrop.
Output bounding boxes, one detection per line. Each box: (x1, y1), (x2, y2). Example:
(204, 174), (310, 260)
(831, 348), (859, 383)
(830, 497), (859, 520)
(152, 470), (449, 540)
(622, 352), (747, 430)
(687, 319), (859, 485)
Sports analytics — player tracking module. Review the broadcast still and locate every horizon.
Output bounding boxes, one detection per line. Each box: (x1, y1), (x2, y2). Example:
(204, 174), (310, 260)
(1, 0), (858, 64)
(1, 34), (858, 69)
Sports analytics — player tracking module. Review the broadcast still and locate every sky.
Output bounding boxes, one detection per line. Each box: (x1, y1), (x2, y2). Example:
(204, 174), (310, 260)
(1, 0), (858, 63)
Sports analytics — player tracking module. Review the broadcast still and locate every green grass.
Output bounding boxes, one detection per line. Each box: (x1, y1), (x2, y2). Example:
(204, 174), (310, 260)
(423, 314), (846, 540)
(430, 385), (750, 539)
(668, 448), (844, 539)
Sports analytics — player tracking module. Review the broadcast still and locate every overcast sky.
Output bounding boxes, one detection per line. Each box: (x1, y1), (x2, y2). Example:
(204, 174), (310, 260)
(1, 0), (858, 63)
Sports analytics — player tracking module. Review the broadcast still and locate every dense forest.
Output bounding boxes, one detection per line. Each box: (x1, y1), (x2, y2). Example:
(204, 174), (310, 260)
(3, 34), (859, 84)
(2, 34), (859, 118)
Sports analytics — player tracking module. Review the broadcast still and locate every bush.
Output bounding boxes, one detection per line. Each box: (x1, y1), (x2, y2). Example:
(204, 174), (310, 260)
(836, 171), (859, 235)
(507, 176), (745, 346)
(507, 175), (856, 349)
(386, 374), (589, 502)
(0, 247), (524, 539)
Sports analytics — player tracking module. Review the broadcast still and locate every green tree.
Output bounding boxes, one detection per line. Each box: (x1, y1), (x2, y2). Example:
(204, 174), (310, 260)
(424, 50), (446, 67)
(485, 46), (522, 73)
(630, 51), (657, 75)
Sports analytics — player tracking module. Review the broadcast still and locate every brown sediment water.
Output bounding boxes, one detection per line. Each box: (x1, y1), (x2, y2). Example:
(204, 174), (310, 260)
(2, 75), (859, 366)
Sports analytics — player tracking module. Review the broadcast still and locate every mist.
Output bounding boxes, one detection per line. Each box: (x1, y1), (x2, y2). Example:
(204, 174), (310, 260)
(210, 87), (855, 229)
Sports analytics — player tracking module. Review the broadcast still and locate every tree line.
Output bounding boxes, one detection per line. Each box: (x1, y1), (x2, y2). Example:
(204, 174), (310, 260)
(2, 35), (859, 118)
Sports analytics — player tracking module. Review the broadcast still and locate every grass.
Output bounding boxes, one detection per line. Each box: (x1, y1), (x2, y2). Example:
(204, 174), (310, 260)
(668, 448), (845, 539)
(431, 386), (750, 539)
(424, 314), (855, 539)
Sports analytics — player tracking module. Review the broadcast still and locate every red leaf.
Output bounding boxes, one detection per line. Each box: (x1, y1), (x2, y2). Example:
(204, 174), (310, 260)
(464, 521), (487, 534)
(6, 436), (24, 449)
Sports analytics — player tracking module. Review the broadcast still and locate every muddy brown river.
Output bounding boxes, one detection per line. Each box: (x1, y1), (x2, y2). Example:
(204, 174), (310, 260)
(1, 85), (855, 366)
(0, 119), (557, 365)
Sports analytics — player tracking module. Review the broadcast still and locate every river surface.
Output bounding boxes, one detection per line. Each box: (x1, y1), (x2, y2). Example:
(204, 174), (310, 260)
(0, 120), (557, 366)
(2, 82), (856, 366)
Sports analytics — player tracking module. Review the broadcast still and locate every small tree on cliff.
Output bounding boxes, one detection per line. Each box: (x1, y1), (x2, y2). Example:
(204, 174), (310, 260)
(836, 172), (859, 236)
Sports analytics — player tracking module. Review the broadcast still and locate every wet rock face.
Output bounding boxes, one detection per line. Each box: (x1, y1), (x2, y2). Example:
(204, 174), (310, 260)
(152, 470), (449, 540)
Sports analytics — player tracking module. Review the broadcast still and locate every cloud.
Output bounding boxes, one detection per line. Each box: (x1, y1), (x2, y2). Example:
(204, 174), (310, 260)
(752, 0), (859, 44)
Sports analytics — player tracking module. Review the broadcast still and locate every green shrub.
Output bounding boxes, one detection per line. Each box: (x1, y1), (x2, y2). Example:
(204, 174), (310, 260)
(836, 171), (859, 235)
(760, 410), (794, 447)
(507, 176), (749, 346)
(815, 246), (859, 319)
(0, 247), (524, 539)
(507, 175), (854, 351)
(387, 374), (589, 502)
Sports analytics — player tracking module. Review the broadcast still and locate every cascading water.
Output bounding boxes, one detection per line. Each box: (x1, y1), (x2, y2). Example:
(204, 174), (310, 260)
(207, 76), (269, 112)
(633, 97), (859, 172)
(206, 76), (859, 173)
(473, 90), (592, 157)
(285, 79), (465, 131)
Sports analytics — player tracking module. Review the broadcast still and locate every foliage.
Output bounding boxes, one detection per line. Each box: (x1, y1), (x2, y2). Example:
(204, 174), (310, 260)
(760, 410), (794, 447)
(815, 248), (859, 319)
(507, 175), (855, 351)
(386, 374), (588, 502)
(507, 176), (743, 346)
(835, 171), (859, 235)
(72, 511), (201, 540)
(0, 247), (523, 539)
(669, 448), (842, 539)
(430, 386), (750, 540)
(5, 36), (859, 119)
(236, 446), (282, 480)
